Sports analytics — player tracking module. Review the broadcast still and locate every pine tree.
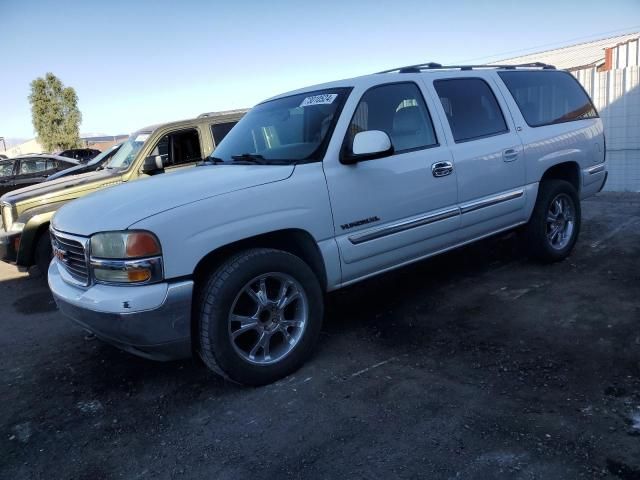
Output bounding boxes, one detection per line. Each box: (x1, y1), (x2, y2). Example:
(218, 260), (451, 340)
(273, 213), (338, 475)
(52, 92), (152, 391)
(28, 73), (82, 152)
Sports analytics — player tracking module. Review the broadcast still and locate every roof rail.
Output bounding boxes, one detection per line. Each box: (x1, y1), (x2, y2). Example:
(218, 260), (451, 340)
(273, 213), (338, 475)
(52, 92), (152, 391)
(376, 61), (556, 74)
(197, 108), (249, 119)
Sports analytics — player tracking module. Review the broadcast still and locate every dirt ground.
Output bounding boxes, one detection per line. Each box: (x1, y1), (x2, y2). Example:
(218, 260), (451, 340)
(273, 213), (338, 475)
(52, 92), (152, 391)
(1, 193), (639, 480)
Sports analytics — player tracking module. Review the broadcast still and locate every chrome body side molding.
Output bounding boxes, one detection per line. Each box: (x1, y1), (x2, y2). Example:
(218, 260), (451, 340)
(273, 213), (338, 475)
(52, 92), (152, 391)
(348, 207), (460, 245)
(348, 188), (525, 245)
(459, 189), (524, 215)
(586, 163), (605, 175)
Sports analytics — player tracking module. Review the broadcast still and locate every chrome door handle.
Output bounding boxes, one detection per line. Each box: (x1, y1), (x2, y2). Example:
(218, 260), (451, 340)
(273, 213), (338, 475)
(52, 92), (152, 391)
(431, 161), (453, 177)
(503, 148), (519, 162)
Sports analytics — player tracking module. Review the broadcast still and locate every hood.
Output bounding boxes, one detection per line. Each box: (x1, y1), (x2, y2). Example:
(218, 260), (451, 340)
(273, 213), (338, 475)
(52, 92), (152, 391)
(47, 163), (96, 181)
(1, 169), (122, 209)
(52, 164), (295, 236)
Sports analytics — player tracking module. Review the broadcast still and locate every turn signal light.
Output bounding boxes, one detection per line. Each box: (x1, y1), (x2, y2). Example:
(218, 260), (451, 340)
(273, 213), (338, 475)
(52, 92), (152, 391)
(126, 233), (161, 258)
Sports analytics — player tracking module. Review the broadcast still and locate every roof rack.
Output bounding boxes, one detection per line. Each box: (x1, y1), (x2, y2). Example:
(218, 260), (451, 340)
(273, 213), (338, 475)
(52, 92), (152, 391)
(197, 108), (249, 119)
(376, 61), (556, 74)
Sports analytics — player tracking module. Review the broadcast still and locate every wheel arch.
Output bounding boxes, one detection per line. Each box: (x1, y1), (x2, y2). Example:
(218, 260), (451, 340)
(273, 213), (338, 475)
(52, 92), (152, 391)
(16, 214), (53, 267)
(539, 161), (581, 193)
(192, 228), (329, 293)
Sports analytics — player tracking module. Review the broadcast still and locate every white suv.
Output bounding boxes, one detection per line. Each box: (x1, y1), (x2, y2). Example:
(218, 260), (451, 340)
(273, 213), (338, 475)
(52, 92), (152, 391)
(49, 63), (607, 385)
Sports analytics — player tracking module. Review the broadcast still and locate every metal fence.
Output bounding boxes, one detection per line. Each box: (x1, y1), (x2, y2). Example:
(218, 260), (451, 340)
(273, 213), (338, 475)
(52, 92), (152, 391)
(574, 64), (640, 192)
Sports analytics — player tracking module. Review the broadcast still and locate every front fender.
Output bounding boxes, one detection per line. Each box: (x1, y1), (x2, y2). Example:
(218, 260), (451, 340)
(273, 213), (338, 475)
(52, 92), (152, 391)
(16, 211), (55, 267)
(129, 163), (339, 285)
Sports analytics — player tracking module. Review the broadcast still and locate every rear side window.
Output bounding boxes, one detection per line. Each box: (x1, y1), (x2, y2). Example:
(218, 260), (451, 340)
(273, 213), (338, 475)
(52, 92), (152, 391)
(498, 71), (598, 127)
(19, 158), (47, 174)
(211, 122), (237, 145)
(434, 78), (508, 143)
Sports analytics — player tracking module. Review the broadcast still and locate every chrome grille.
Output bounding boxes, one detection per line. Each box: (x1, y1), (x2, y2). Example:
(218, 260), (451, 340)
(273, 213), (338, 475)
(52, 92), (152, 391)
(51, 231), (89, 285)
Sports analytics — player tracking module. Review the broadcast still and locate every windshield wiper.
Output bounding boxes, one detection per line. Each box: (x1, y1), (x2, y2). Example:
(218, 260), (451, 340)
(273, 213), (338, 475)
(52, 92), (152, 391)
(231, 153), (268, 165)
(199, 156), (226, 166)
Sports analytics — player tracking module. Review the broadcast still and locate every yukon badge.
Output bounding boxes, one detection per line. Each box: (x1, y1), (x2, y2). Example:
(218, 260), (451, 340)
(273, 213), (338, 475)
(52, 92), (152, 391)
(340, 216), (380, 230)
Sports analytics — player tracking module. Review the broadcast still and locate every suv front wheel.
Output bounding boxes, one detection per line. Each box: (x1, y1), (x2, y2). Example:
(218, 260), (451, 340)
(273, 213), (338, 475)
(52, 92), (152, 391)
(524, 179), (581, 262)
(197, 248), (324, 386)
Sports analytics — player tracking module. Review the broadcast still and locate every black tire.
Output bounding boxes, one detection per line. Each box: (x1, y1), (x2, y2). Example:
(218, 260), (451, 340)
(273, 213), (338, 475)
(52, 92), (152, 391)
(33, 232), (53, 278)
(524, 179), (581, 262)
(197, 248), (324, 386)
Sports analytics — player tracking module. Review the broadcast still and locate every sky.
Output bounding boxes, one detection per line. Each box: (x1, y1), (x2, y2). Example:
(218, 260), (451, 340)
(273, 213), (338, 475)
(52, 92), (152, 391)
(1, 0), (639, 140)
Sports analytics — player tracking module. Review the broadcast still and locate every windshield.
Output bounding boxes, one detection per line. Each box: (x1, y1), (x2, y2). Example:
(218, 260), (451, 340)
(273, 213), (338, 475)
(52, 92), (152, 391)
(211, 88), (349, 164)
(106, 132), (150, 169)
(87, 144), (121, 166)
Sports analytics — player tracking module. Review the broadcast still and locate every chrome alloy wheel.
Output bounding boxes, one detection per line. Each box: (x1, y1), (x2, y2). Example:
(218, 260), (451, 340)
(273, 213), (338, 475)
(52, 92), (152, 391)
(546, 193), (575, 250)
(228, 273), (308, 365)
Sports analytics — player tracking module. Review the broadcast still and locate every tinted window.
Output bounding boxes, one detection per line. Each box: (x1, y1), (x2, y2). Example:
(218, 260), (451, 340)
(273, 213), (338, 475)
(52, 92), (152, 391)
(151, 129), (201, 168)
(212, 88), (349, 164)
(18, 159), (47, 175)
(434, 78), (508, 143)
(0, 161), (14, 177)
(347, 82), (437, 153)
(211, 122), (237, 145)
(498, 71), (597, 127)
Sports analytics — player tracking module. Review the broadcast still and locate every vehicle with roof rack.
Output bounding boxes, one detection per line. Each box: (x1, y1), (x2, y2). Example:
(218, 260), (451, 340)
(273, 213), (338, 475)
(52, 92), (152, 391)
(49, 63), (606, 385)
(1, 110), (246, 275)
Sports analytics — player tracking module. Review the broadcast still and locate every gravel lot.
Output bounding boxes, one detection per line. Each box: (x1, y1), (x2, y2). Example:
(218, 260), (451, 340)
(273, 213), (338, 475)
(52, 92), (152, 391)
(1, 193), (639, 480)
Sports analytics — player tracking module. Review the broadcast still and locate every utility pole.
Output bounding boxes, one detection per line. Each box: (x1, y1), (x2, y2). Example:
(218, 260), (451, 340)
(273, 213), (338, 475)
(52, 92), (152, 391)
(0, 137), (6, 152)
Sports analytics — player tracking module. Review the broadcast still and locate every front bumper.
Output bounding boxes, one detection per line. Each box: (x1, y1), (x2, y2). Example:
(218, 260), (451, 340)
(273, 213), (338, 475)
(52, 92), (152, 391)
(49, 260), (193, 361)
(0, 227), (20, 264)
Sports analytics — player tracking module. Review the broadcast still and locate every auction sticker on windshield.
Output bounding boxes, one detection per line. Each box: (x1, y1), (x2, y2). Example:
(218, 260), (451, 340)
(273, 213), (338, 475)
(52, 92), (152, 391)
(300, 94), (338, 107)
(135, 133), (150, 143)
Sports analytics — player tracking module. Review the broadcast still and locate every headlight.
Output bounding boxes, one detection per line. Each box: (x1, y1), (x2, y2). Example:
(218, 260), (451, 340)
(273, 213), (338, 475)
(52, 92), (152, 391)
(89, 231), (163, 285)
(91, 231), (161, 259)
(10, 222), (25, 233)
(2, 204), (13, 231)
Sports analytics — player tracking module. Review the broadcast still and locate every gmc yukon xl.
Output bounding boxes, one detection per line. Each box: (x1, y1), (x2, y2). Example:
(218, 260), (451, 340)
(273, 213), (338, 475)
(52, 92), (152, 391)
(48, 63), (607, 385)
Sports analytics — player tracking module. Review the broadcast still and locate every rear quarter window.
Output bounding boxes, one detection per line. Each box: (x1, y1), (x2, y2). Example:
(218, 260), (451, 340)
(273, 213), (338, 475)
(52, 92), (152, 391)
(498, 71), (598, 127)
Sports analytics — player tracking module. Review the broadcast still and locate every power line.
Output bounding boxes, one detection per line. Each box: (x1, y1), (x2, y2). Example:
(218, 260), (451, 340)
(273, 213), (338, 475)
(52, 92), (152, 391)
(456, 25), (640, 64)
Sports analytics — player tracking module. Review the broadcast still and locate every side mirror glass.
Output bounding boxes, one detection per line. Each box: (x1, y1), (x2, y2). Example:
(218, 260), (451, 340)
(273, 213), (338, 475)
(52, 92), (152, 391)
(342, 130), (393, 164)
(142, 155), (165, 174)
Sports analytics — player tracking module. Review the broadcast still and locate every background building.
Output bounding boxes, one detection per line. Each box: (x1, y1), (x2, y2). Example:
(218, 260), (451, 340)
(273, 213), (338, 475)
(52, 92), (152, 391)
(496, 32), (640, 192)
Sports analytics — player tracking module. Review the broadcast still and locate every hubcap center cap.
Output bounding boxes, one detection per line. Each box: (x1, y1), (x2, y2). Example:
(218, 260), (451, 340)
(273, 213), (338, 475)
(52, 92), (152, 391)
(259, 304), (280, 330)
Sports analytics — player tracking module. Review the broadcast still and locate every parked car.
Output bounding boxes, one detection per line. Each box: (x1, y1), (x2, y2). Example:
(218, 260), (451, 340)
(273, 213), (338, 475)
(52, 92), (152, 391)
(0, 110), (246, 274)
(0, 154), (7, 160)
(58, 148), (101, 163)
(47, 143), (122, 181)
(0, 154), (79, 196)
(48, 64), (606, 386)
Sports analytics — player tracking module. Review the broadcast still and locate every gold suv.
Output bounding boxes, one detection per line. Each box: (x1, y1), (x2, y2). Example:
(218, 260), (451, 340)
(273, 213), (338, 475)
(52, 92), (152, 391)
(0, 110), (246, 274)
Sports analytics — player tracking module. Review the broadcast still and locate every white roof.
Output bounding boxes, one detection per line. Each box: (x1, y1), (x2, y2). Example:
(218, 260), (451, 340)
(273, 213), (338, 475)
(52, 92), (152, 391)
(492, 32), (640, 70)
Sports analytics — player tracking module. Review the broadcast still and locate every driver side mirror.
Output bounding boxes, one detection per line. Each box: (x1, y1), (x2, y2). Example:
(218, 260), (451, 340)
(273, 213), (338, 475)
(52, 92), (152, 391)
(341, 130), (394, 165)
(142, 155), (166, 174)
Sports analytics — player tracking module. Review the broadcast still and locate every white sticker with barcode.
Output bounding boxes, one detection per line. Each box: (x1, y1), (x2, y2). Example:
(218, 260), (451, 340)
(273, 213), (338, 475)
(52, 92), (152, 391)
(300, 94), (337, 107)
(135, 133), (150, 143)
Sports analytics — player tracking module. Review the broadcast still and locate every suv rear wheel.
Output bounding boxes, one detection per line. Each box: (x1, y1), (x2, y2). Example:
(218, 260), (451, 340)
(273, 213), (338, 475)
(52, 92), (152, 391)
(197, 248), (323, 386)
(524, 179), (581, 262)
